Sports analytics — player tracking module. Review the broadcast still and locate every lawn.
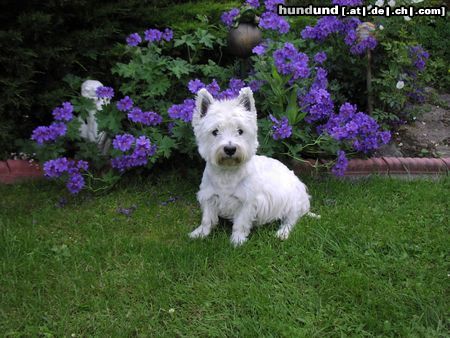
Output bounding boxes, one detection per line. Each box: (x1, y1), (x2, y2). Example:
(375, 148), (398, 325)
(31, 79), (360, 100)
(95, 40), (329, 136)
(1, 171), (448, 337)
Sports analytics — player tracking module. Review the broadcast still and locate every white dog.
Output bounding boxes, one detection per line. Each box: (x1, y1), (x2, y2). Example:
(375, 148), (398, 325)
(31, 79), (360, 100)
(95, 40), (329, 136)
(189, 87), (318, 246)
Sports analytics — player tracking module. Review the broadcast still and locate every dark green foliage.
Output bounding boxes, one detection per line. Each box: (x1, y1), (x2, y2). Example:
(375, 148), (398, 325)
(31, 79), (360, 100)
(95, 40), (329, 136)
(0, 0), (237, 159)
(411, 15), (450, 90)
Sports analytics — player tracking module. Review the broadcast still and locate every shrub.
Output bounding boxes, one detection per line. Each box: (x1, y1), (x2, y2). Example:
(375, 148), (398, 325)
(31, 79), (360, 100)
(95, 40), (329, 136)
(0, 0), (238, 159)
(27, 0), (441, 194)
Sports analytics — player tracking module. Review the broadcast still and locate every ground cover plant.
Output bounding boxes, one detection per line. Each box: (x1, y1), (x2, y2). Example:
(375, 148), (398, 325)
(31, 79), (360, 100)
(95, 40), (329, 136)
(1, 173), (448, 336)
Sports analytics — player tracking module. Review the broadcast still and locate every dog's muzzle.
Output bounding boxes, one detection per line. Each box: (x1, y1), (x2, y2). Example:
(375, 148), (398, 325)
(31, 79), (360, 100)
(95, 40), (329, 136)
(216, 145), (244, 167)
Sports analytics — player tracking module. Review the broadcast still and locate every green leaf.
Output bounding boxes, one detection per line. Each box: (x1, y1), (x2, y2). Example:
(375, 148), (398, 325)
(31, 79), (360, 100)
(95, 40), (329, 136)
(66, 118), (82, 141)
(101, 169), (121, 185)
(286, 90), (300, 124)
(174, 34), (196, 50)
(195, 29), (215, 49)
(156, 135), (176, 159)
(169, 58), (194, 79)
(96, 106), (124, 134)
(141, 77), (171, 97)
(72, 96), (96, 120)
(62, 74), (83, 91)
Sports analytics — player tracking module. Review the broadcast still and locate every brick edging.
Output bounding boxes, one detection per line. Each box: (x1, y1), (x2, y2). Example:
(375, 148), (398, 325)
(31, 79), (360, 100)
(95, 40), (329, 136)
(291, 157), (449, 177)
(0, 157), (449, 184)
(0, 160), (43, 184)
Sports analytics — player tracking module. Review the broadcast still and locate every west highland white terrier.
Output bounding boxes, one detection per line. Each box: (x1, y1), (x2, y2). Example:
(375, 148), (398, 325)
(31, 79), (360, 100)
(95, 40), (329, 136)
(189, 87), (318, 246)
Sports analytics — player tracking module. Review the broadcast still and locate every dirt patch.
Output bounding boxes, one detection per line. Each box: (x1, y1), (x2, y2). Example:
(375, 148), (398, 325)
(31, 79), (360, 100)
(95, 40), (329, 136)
(376, 92), (450, 158)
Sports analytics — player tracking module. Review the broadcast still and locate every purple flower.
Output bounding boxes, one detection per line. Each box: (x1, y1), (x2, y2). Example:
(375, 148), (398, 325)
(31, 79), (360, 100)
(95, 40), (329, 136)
(221, 8), (239, 27)
(229, 78), (246, 92)
(44, 158), (89, 194)
(96, 86), (114, 99)
(344, 29), (357, 46)
(76, 160), (89, 171)
(332, 150), (348, 176)
(162, 28), (174, 42)
(113, 134), (135, 152)
(246, 0), (260, 8)
(49, 122), (67, 138)
(206, 79), (221, 97)
(128, 107), (144, 123)
(117, 96), (134, 111)
(407, 87), (426, 103)
(44, 157), (70, 178)
(264, 0), (285, 12)
(144, 29), (163, 42)
(343, 18), (361, 45)
(273, 43), (310, 81)
(259, 11), (290, 34)
(67, 173), (85, 194)
(324, 103), (391, 153)
(311, 67), (328, 90)
(269, 115), (292, 140)
(188, 79), (206, 94)
(332, 0), (363, 5)
(167, 122), (175, 134)
(117, 205), (137, 217)
(301, 15), (375, 56)
(350, 35), (377, 55)
(111, 136), (157, 172)
(134, 136), (152, 155)
(31, 122), (67, 144)
(252, 44), (267, 55)
(141, 111), (163, 126)
(127, 107), (162, 126)
(126, 33), (142, 47)
(409, 45), (429, 71)
(31, 126), (51, 144)
(379, 131), (391, 144)
(301, 16), (344, 41)
(168, 99), (195, 122)
(216, 78), (246, 100)
(314, 51), (327, 64)
(52, 102), (74, 122)
(301, 88), (334, 123)
(248, 80), (264, 92)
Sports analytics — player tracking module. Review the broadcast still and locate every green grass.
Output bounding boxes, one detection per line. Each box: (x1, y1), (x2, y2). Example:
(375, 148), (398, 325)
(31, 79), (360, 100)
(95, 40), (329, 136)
(1, 172), (449, 337)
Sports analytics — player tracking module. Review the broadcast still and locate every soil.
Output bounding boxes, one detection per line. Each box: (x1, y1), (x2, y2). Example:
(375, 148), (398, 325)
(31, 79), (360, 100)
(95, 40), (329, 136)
(375, 92), (450, 158)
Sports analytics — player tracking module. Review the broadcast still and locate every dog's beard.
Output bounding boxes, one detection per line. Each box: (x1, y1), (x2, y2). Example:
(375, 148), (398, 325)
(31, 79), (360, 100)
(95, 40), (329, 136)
(214, 149), (246, 167)
(217, 156), (243, 167)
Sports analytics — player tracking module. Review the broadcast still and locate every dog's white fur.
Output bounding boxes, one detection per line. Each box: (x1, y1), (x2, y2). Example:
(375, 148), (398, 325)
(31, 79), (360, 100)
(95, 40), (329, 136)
(189, 87), (315, 246)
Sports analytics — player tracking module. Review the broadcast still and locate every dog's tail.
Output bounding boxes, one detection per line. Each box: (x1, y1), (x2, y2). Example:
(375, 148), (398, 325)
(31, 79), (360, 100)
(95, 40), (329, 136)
(306, 212), (321, 219)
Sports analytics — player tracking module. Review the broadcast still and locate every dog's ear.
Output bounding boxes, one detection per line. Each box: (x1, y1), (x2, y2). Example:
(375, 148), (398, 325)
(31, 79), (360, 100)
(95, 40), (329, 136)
(237, 87), (256, 113)
(195, 88), (214, 119)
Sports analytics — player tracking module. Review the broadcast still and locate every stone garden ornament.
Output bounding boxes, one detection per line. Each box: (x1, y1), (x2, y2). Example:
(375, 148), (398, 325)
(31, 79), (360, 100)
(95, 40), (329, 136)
(79, 80), (111, 154)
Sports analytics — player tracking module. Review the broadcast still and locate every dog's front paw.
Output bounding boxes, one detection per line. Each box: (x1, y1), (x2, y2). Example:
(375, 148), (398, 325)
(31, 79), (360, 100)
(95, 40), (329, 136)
(189, 225), (211, 239)
(275, 227), (291, 240)
(230, 231), (248, 247)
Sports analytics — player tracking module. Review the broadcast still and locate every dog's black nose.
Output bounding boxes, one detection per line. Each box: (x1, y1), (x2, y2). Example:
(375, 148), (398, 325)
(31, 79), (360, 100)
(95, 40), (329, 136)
(224, 146), (236, 156)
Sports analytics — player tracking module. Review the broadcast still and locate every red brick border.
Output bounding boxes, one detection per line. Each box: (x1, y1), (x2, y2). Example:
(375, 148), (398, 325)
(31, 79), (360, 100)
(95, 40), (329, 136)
(0, 157), (448, 184)
(0, 160), (43, 184)
(292, 157), (449, 177)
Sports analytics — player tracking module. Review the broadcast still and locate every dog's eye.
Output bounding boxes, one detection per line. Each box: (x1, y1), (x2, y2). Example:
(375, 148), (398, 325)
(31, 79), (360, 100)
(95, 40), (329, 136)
(238, 129), (244, 135)
(212, 129), (219, 136)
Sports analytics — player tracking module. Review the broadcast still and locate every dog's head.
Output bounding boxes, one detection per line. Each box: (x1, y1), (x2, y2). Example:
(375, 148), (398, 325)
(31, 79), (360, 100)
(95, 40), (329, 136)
(192, 87), (258, 167)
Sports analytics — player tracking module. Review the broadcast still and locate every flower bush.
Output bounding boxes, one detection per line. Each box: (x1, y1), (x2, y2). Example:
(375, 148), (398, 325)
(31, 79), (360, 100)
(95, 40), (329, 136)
(29, 0), (436, 193)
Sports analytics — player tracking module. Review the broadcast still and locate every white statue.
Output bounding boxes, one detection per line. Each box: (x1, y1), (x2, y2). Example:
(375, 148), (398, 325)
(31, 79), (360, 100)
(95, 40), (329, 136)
(79, 80), (111, 154)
